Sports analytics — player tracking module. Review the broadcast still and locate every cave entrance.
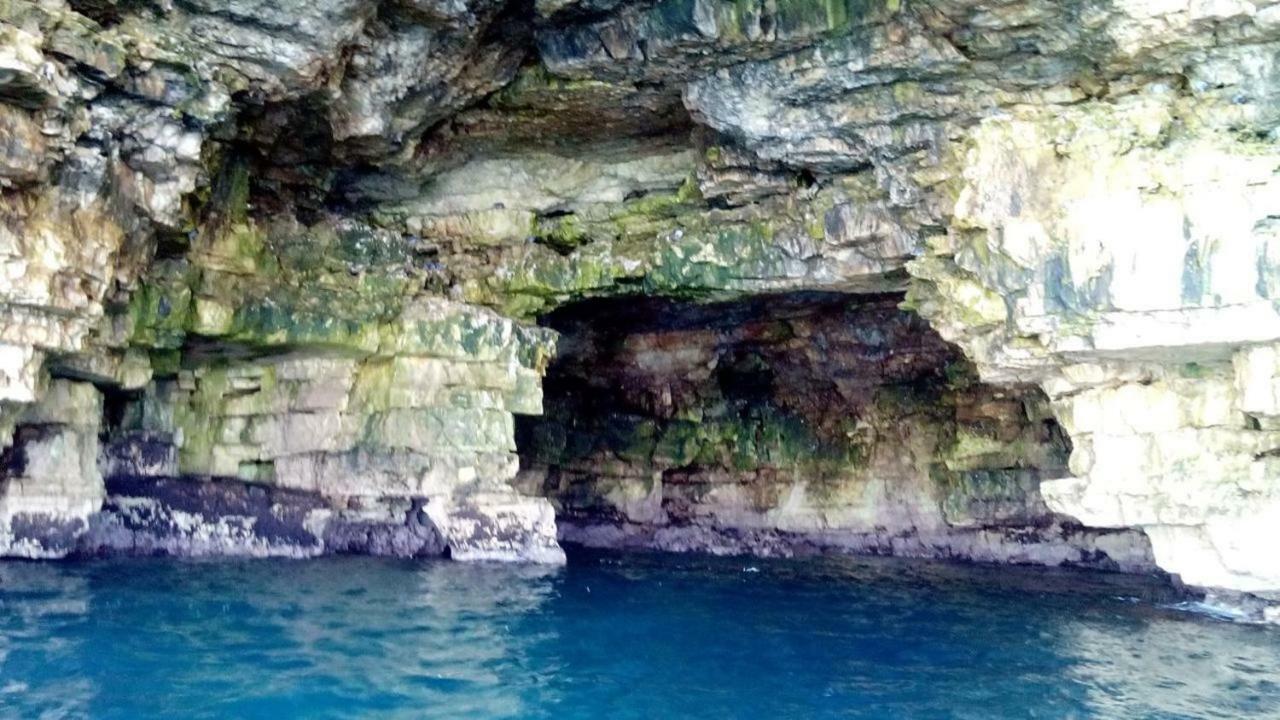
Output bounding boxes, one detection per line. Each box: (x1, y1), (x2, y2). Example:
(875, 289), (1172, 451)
(515, 291), (1152, 570)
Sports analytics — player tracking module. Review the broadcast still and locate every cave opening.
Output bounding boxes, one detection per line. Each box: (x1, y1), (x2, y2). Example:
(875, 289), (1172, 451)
(516, 291), (1153, 570)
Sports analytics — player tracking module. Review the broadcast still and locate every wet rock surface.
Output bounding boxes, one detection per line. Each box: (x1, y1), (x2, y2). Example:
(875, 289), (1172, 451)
(80, 475), (448, 559)
(518, 292), (1156, 571)
(0, 0), (1275, 617)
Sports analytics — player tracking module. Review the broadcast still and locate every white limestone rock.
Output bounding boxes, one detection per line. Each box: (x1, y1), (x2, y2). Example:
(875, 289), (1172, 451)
(0, 379), (105, 558)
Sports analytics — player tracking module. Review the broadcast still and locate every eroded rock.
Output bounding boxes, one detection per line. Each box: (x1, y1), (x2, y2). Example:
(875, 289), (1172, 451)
(0, 0), (1276, 602)
(517, 292), (1156, 572)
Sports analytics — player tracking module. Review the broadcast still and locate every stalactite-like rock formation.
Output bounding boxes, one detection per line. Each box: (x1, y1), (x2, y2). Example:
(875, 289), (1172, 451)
(1, 0), (1278, 616)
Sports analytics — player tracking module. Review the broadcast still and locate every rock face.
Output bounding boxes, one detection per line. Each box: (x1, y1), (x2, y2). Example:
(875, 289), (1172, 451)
(909, 101), (1280, 595)
(517, 293), (1155, 571)
(1, 379), (104, 557)
(0, 0), (1277, 607)
(89, 296), (563, 562)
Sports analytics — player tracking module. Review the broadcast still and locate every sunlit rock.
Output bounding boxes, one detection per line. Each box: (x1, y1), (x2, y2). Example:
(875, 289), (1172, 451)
(0, 0), (1276, 601)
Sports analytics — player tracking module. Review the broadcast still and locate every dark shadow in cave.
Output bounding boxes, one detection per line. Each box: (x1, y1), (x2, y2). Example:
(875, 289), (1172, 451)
(516, 291), (1089, 543)
(512, 291), (1166, 573)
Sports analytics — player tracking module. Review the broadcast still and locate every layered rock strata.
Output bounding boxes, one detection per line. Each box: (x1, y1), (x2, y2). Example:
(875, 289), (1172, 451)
(4, 296), (562, 561)
(0, 0), (1276, 616)
(86, 296), (563, 562)
(0, 379), (105, 557)
(517, 293), (1156, 571)
(907, 99), (1280, 598)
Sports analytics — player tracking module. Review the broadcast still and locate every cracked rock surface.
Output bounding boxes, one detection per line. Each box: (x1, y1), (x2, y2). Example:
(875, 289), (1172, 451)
(0, 0), (1277, 615)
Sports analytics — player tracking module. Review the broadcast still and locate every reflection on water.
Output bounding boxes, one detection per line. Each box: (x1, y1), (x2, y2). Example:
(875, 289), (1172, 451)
(0, 564), (95, 718)
(1066, 620), (1280, 718)
(0, 551), (1277, 719)
(0, 559), (559, 719)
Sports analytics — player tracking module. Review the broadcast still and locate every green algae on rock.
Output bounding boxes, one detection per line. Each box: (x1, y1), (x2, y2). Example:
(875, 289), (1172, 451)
(0, 0), (1278, 623)
(515, 293), (1149, 568)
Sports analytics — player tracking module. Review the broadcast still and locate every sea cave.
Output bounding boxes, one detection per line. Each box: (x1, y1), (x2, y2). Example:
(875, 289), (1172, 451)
(2, 0), (1280, 715)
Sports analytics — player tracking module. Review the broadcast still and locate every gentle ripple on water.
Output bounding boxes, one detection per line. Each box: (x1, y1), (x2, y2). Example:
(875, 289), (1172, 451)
(0, 550), (1277, 719)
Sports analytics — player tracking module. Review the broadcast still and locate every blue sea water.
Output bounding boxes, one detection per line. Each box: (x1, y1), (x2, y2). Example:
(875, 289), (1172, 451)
(1, 550), (1278, 719)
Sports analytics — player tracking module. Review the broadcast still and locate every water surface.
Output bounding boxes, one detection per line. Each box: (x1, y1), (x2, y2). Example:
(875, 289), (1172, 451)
(1, 550), (1277, 719)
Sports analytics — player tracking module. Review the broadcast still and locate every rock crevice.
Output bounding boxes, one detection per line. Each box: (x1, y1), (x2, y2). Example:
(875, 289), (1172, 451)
(516, 292), (1156, 571)
(0, 0), (1277, 616)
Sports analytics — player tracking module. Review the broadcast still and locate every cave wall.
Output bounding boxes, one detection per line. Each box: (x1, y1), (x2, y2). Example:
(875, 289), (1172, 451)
(0, 0), (1277, 602)
(908, 99), (1280, 594)
(517, 293), (1155, 570)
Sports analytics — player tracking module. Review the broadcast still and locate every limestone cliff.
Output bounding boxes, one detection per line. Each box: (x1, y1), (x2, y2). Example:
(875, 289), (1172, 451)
(1, 0), (1277, 616)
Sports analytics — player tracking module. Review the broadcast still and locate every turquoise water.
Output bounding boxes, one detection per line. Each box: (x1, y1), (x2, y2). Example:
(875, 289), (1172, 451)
(1, 551), (1278, 719)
